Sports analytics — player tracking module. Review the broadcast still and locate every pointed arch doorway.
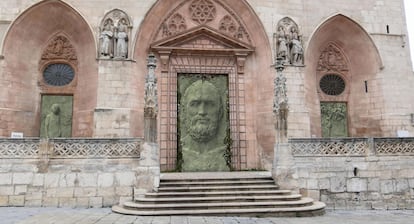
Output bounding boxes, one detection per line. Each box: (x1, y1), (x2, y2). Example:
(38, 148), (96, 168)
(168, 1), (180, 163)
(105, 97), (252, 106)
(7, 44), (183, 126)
(134, 0), (274, 172)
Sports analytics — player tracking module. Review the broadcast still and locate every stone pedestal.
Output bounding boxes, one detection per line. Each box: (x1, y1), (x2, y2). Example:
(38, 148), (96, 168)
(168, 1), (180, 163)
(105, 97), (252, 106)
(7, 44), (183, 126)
(272, 143), (298, 190)
(134, 142), (160, 198)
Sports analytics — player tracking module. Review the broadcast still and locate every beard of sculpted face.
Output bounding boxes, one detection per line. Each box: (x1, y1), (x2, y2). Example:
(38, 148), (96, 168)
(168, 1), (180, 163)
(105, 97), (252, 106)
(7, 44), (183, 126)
(183, 80), (222, 143)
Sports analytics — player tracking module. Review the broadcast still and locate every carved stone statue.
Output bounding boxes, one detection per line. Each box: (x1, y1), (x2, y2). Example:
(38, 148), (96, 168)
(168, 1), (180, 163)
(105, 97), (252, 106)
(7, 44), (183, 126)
(289, 27), (303, 65)
(99, 19), (114, 58)
(180, 79), (228, 171)
(45, 104), (62, 138)
(275, 17), (304, 66)
(115, 19), (128, 59)
(276, 26), (288, 63)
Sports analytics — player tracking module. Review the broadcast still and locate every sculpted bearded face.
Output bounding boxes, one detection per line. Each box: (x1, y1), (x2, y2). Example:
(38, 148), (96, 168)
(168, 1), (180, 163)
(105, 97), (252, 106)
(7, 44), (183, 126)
(182, 80), (223, 142)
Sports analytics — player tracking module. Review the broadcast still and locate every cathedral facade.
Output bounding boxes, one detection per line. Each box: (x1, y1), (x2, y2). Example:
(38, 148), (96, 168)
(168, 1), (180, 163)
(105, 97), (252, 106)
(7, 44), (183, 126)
(1, 0), (414, 209)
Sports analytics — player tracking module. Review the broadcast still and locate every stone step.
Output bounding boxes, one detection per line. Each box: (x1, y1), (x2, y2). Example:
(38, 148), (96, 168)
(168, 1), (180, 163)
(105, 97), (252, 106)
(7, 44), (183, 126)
(112, 201), (326, 217)
(159, 179), (275, 187)
(160, 171), (272, 181)
(145, 189), (292, 198)
(113, 172), (326, 217)
(135, 194), (302, 203)
(123, 197), (315, 211)
(157, 184), (279, 192)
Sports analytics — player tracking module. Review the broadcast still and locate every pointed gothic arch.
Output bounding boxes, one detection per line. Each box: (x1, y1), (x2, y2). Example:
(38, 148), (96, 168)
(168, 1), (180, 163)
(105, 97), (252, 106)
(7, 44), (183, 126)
(0, 0), (97, 137)
(133, 0), (274, 171)
(305, 14), (384, 137)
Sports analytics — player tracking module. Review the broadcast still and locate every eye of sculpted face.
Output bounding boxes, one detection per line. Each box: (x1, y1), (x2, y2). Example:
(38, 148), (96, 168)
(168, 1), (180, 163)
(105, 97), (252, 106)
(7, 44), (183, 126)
(183, 80), (222, 142)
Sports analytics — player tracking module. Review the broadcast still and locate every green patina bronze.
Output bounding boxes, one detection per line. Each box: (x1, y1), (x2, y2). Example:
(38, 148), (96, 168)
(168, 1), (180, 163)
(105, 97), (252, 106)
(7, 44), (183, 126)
(40, 95), (73, 138)
(321, 102), (348, 137)
(178, 74), (230, 172)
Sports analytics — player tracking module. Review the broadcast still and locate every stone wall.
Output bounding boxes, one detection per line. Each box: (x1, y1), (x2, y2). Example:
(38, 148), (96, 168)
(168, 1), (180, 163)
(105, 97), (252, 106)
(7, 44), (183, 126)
(289, 138), (414, 209)
(0, 138), (158, 208)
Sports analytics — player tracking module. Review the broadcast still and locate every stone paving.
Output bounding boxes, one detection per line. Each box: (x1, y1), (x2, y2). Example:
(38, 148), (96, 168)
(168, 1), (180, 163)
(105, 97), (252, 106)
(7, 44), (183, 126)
(1, 207), (414, 224)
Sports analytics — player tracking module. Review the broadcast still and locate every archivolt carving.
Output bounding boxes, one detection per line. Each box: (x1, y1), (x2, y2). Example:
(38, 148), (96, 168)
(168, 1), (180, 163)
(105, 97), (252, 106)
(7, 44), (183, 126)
(189, 0), (216, 24)
(317, 43), (349, 72)
(40, 35), (77, 66)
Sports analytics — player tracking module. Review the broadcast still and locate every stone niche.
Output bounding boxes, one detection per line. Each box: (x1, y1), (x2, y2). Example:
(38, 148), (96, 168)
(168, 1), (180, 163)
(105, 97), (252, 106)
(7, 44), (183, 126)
(98, 9), (132, 60)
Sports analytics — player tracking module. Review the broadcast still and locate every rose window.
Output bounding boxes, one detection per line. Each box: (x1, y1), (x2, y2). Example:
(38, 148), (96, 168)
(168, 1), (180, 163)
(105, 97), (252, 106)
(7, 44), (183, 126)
(319, 74), (346, 96)
(43, 63), (75, 86)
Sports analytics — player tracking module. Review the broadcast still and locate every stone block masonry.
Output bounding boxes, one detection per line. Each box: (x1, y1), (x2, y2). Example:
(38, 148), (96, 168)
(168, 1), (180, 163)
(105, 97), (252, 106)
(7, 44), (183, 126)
(289, 138), (414, 210)
(0, 138), (157, 208)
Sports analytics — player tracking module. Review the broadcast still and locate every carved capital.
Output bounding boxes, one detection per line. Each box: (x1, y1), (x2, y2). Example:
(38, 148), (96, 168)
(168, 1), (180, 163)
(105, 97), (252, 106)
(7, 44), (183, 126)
(157, 50), (171, 72)
(236, 53), (248, 74)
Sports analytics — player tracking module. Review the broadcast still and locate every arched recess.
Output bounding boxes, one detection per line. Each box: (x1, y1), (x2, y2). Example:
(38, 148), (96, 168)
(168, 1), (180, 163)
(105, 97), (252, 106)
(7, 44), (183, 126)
(305, 14), (383, 137)
(133, 0), (274, 171)
(0, 0), (97, 137)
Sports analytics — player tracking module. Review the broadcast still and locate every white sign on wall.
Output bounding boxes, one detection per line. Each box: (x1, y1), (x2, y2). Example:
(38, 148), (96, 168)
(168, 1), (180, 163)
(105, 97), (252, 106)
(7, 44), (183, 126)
(10, 132), (24, 138)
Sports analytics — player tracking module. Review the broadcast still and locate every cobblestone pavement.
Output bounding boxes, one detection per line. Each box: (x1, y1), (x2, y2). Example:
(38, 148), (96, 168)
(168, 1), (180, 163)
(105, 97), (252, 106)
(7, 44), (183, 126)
(1, 207), (414, 224)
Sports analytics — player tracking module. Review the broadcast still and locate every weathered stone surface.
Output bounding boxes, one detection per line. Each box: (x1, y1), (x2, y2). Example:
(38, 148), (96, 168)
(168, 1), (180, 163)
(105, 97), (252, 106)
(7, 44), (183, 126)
(78, 173), (98, 187)
(115, 172), (135, 186)
(0, 196), (8, 206)
(98, 173), (114, 188)
(380, 180), (394, 194)
(0, 173), (12, 185)
(89, 197), (103, 208)
(347, 178), (368, 192)
(330, 176), (346, 193)
(13, 173), (33, 185)
(9, 195), (24, 206)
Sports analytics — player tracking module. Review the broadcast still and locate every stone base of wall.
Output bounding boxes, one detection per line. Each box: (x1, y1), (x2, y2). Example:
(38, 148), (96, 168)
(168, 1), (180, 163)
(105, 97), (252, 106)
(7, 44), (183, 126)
(285, 138), (414, 210)
(0, 158), (140, 207)
(0, 138), (156, 208)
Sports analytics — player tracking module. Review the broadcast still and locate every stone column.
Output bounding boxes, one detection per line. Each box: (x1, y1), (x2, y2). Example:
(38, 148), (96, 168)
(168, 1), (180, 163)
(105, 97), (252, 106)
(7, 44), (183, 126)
(135, 53), (160, 198)
(272, 57), (298, 190)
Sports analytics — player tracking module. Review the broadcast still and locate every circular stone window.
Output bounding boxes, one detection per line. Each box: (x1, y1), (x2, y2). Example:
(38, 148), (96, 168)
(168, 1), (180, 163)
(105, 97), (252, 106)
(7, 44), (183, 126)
(43, 63), (75, 86)
(319, 74), (346, 96)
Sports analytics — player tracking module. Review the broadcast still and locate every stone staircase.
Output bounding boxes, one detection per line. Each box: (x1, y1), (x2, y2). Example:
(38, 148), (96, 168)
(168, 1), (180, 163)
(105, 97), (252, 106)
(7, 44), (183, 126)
(112, 172), (325, 217)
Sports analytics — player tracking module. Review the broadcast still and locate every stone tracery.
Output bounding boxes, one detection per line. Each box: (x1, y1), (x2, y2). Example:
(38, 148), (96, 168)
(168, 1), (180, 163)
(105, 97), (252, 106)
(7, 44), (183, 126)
(155, 0), (251, 45)
(163, 13), (187, 37)
(189, 0), (216, 24)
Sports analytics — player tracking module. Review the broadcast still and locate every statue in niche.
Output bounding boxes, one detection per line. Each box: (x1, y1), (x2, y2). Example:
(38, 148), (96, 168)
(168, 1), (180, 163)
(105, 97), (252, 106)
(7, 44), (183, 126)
(276, 26), (289, 63)
(99, 19), (114, 58)
(45, 104), (62, 138)
(289, 27), (303, 65)
(115, 18), (128, 59)
(275, 17), (304, 66)
(180, 79), (229, 172)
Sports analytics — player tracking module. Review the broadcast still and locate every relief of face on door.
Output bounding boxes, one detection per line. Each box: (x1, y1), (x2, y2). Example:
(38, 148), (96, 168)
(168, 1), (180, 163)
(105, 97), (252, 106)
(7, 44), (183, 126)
(177, 74), (231, 171)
